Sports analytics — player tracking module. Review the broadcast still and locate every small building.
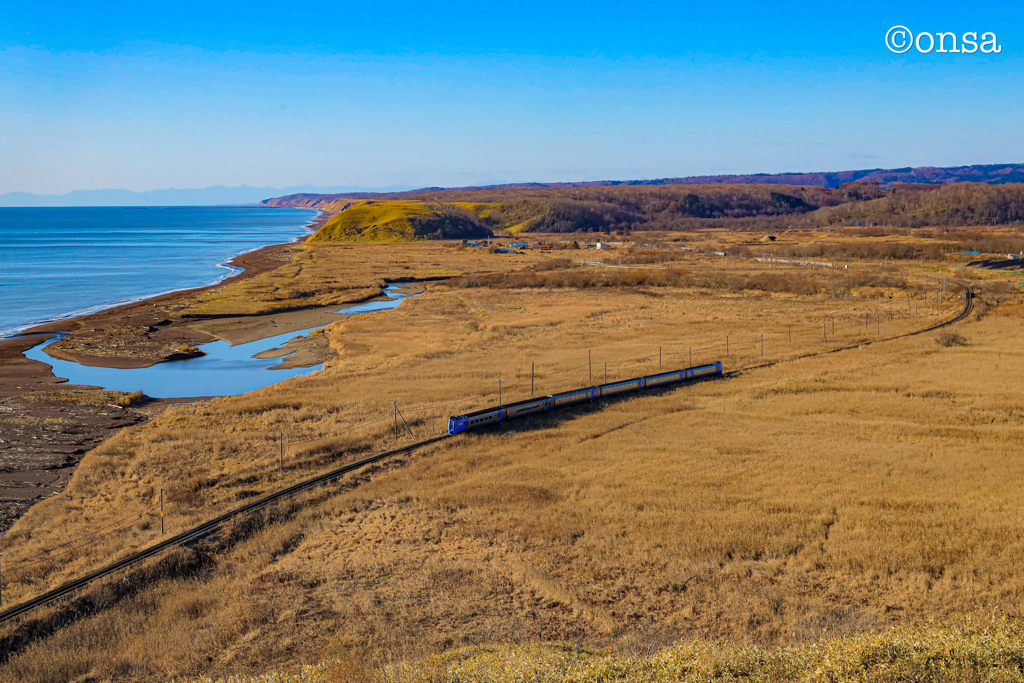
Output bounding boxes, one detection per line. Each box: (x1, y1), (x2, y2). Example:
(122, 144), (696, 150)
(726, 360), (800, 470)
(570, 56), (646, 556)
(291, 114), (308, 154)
(509, 242), (528, 249)
(595, 241), (615, 250)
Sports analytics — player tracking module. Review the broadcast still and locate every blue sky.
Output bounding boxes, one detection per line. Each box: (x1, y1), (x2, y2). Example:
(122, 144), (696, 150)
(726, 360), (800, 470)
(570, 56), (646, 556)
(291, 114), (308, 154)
(1, 1), (1022, 194)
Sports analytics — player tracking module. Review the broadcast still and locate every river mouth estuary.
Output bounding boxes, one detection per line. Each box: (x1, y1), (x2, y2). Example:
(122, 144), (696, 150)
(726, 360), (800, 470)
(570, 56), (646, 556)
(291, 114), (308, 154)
(24, 284), (417, 398)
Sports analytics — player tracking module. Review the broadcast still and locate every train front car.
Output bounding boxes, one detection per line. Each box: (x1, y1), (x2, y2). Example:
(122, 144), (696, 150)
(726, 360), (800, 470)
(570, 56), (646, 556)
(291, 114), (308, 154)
(448, 415), (468, 435)
(448, 408), (504, 435)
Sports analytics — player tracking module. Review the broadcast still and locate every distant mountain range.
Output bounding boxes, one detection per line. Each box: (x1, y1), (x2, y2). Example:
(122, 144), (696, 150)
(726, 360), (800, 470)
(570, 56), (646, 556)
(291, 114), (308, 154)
(0, 184), (413, 208)
(7, 164), (1024, 208)
(263, 163), (1024, 207)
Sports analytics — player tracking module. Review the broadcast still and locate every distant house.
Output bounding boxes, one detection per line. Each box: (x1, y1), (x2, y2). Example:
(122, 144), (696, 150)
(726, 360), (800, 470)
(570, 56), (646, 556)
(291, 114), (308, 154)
(509, 242), (528, 248)
(595, 241), (614, 250)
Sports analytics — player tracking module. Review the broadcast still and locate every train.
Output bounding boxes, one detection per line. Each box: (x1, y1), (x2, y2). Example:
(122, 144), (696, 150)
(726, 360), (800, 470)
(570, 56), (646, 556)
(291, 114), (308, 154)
(447, 361), (723, 435)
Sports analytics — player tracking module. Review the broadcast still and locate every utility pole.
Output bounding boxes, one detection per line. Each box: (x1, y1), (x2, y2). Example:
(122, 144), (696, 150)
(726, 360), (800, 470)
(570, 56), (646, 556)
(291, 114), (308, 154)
(276, 433), (287, 472)
(788, 326), (792, 343)
(588, 350), (592, 382)
(823, 323), (827, 342)
(160, 488), (165, 535)
(0, 554), (7, 607)
(659, 346), (662, 369)
(496, 380), (503, 407)
(760, 334), (764, 356)
(726, 335), (729, 356)
(395, 403), (414, 438)
(689, 347), (692, 367)
(876, 314), (880, 334)
(603, 363), (608, 383)
(531, 363), (535, 396)
(832, 317), (835, 336)
(391, 401), (400, 438)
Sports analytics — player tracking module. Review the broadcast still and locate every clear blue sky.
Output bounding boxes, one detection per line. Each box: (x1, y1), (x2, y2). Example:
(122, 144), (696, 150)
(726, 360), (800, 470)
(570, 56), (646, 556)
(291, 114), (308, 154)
(1, 1), (1022, 194)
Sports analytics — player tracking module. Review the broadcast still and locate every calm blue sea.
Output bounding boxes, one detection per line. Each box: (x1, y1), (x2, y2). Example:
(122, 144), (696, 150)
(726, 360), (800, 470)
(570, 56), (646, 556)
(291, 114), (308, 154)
(0, 206), (319, 338)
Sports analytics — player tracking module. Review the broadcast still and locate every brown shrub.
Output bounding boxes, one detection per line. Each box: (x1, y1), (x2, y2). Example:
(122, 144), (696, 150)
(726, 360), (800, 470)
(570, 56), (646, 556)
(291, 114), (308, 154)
(936, 331), (968, 347)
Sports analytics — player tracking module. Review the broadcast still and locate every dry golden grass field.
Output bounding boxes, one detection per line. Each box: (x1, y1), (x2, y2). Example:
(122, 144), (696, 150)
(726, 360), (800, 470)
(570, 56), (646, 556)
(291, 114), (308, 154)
(0, 234), (1021, 682)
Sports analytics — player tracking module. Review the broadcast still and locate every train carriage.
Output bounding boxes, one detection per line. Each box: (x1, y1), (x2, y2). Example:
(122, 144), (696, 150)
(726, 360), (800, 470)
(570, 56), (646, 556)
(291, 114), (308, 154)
(597, 378), (644, 397)
(687, 363), (721, 379)
(503, 397), (551, 418)
(550, 387), (599, 407)
(642, 370), (685, 387)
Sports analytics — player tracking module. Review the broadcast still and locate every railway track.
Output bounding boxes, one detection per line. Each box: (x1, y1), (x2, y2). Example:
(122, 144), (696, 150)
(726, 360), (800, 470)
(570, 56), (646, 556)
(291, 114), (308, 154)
(0, 434), (451, 624)
(0, 282), (975, 625)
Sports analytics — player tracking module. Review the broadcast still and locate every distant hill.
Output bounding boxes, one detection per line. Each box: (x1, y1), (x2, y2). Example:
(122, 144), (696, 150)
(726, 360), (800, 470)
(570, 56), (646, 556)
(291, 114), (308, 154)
(298, 179), (1024, 241)
(261, 163), (1024, 209)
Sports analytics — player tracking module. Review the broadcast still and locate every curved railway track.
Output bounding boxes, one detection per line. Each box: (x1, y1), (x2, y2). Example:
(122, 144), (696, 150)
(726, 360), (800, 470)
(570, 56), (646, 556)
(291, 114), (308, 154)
(0, 282), (975, 625)
(0, 435), (451, 624)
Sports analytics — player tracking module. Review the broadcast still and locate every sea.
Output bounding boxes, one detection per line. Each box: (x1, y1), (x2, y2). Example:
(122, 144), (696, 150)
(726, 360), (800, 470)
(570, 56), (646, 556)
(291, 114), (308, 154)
(0, 206), (319, 339)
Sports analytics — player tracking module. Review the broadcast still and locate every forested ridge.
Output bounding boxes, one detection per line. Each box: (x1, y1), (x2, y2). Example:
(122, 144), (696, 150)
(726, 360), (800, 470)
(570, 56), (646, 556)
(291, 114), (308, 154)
(271, 179), (1024, 238)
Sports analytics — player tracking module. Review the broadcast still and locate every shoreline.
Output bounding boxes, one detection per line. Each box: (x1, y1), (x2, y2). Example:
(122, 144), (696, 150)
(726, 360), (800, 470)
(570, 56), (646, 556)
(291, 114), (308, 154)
(0, 209), (326, 342)
(0, 210), (332, 531)
(3, 209), (333, 375)
(1, 242), (298, 379)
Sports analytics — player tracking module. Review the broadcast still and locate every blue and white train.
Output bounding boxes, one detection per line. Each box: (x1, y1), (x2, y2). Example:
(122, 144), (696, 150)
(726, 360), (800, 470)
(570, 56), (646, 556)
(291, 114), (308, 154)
(447, 361), (723, 435)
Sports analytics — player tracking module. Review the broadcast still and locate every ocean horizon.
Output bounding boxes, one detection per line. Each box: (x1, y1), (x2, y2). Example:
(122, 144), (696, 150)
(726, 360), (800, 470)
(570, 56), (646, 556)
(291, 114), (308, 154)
(0, 206), (319, 339)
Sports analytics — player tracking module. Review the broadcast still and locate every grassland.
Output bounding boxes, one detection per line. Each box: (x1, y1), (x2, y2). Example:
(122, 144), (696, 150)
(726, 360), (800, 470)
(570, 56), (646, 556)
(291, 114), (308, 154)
(0, 234), (1021, 681)
(187, 611), (1024, 682)
(177, 241), (546, 317)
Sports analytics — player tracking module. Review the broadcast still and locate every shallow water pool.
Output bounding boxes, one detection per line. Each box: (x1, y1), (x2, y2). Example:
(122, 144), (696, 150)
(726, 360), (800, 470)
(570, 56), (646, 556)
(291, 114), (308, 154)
(24, 285), (416, 398)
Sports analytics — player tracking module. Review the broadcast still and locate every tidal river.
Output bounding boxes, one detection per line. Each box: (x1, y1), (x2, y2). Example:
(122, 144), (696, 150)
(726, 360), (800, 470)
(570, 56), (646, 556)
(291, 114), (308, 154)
(24, 285), (418, 398)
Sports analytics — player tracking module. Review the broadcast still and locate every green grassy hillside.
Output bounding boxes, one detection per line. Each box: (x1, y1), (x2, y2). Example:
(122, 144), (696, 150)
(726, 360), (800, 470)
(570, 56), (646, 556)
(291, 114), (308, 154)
(308, 200), (492, 242)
